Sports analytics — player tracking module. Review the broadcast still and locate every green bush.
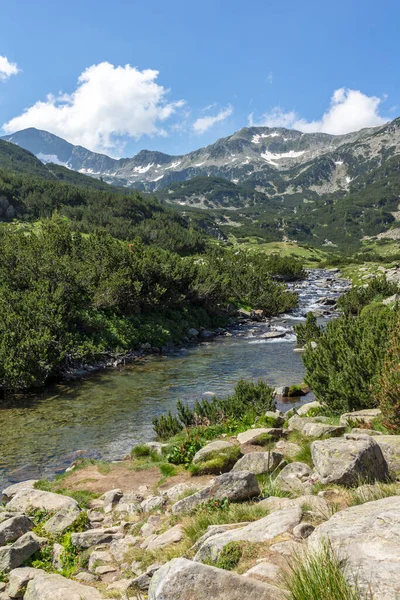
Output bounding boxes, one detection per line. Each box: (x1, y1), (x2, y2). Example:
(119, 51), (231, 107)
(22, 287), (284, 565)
(167, 434), (202, 465)
(294, 313), (322, 347)
(375, 314), (400, 431)
(215, 542), (243, 570)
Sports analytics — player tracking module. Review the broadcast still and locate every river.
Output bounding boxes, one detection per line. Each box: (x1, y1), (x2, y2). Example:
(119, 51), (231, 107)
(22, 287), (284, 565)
(0, 269), (350, 489)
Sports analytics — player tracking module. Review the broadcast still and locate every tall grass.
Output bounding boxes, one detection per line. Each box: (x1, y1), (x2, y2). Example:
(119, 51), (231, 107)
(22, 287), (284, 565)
(284, 541), (364, 600)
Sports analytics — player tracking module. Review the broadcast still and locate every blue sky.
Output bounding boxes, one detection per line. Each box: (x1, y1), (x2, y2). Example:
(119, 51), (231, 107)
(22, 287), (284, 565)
(1, 0), (399, 157)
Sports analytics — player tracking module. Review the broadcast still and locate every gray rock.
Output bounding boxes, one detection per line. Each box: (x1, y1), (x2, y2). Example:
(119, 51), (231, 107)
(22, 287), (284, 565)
(293, 522), (314, 538)
(274, 439), (301, 459)
(308, 496), (400, 600)
(74, 572), (97, 583)
(339, 408), (381, 426)
(264, 411), (285, 426)
(0, 532), (46, 573)
(274, 386), (289, 397)
(143, 525), (183, 551)
(113, 492), (142, 517)
(0, 516), (34, 546)
(243, 561), (281, 583)
(172, 471), (260, 514)
(301, 422), (346, 438)
(6, 489), (78, 513)
(288, 415), (330, 434)
(148, 557), (284, 600)
(296, 401), (321, 416)
(192, 523), (251, 553)
(52, 543), (64, 571)
(129, 563), (162, 591)
(109, 535), (140, 564)
(43, 505), (81, 536)
(194, 505), (302, 563)
(144, 442), (167, 456)
(8, 567), (43, 598)
(162, 482), (204, 503)
(88, 550), (113, 573)
(375, 435), (400, 478)
(231, 451), (283, 475)
(311, 434), (388, 486)
(187, 328), (199, 337)
(192, 441), (235, 464)
(24, 573), (103, 599)
(237, 428), (283, 445)
(2, 481), (38, 502)
(275, 462), (313, 493)
(140, 496), (165, 512)
(351, 428), (383, 436)
(101, 489), (123, 514)
(72, 527), (122, 549)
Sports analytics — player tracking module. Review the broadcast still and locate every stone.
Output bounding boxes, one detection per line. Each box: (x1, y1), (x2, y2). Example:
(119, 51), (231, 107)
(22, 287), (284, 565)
(0, 516), (34, 546)
(293, 522), (314, 538)
(351, 428), (383, 436)
(275, 439), (301, 459)
(71, 527), (122, 549)
(192, 441), (235, 464)
(237, 428), (283, 445)
(24, 573), (103, 600)
(148, 557), (283, 600)
(339, 408), (381, 426)
(311, 434), (388, 486)
(109, 535), (140, 564)
(192, 523), (251, 552)
(94, 564), (118, 576)
(274, 386), (289, 396)
(129, 564), (162, 591)
(1, 481), (38, 502)
(6, 489), (78, 514)
(172, 471), (260, 514)
(0, 532), (45, 573)
(275, 462), (313, 494)
(88, 550), (113, 573)
(194, 505), (302, 563)
(308, 496), (400, 600)
(75, 572), (97, 583)
(296, 401), (321, 416)
(52, 543), (64, 571)
(269, 541), (301, 556)
(288, 415), (330, 434)
(113, 492), (142, 517)
(375, 435), (400, 478)
(144, 442), (167, 456)
(188, 328), (199, 337)
(144, 524), (183, 551)
(101, 489), (123, 513)
(301, 422), (346, 438)
(162, 483), (203, 503)
(243, 561), (281, 583)
(140, 496), (165, 512)
(231, 451), (283, 475)
(43, 505), (81, 536)
(8, 567), (43, 598)
(258, 494), (330, 520)
(141, 515), (162, 537)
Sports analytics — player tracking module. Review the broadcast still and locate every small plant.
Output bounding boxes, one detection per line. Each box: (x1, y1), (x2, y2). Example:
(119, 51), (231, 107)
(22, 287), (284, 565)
(193, 497), (230, 514)
(284, 541), (363, 600)
(215, 542), (243, 570)
(167, 433), (202, 466)
(159, 463), (178, 478)
(259, 474), (290, 498)
(131, 444), (151, 458)
(191, 446), (242, 475)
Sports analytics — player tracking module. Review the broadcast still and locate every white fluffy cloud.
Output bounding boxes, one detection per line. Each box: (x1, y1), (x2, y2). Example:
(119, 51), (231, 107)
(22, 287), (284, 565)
(193, 105), (233, 134)
(249, 89), (387, 135)
(3, 62), (185, 153)
(0, 56), (20, 81)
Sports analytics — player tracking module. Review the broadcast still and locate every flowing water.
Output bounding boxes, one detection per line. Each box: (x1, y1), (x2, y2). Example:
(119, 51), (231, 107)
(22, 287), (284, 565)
(0, 269), (349, 488)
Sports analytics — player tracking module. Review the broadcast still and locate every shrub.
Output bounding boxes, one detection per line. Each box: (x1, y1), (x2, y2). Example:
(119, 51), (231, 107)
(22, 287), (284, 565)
(191, 446), (242, 475)
(215, 542), (243, 570)
(375, 314), (400, 431)
(294, 313), (322, 347)
(167, 434), (202, 466)
(152, 412), (182, 440)
(131, 444), (151, 458)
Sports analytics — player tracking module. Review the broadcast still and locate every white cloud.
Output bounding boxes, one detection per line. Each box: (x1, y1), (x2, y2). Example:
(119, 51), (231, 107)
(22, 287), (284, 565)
(0, 56), (20, 81)
(249, 89), (387, 135)
(3, 62), (185, 153)
(266, 71), (273, 85)
(193, 105), (233, 134)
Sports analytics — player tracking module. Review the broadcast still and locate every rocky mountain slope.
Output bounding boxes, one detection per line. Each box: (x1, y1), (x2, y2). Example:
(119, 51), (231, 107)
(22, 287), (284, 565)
(3, 119), (400, 203)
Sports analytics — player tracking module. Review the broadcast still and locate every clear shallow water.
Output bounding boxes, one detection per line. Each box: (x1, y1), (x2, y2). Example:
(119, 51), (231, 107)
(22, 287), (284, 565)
(0, 269), (349, 488)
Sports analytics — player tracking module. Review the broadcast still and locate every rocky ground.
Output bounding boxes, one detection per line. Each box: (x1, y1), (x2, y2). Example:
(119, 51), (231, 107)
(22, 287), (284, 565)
(1, 402), (399, 599)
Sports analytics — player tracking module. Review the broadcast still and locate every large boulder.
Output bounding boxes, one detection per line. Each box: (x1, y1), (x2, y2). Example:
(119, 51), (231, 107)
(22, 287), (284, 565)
(144, 524), (184, 551)
(301, 422), (345, 438)
(237, 428), (283, 445)
(296, 401), (321, 416)
(194, 505), (302, 563)
(0, 532), (45, 572)
(8, 567), (43, 598)
(231, 451), (283, 475)
(2, 481), (38, 502)
(275, 462), (313, 494)
(339, 408), (381, 426)
(375, 436), (400, 479)
(72, 527), (122, 549)
(311, 434), (388, 486)
(43, 506), (81, 536)
(6, 489), (78, 513)
(0, 515), (34, 546)
(192, 442), (242, 475)
(172, 471), (260, 514)
(148, 557), (283, 600)
(308, 496), (400, 600)
(24, 573), (103, 599)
